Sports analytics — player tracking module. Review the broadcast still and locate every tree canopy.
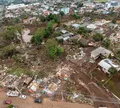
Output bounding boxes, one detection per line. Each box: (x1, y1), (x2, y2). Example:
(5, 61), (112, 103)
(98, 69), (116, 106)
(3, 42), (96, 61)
(92, 33), (103, 41)
(102, 38), (110, 48)
(70, 13), (81, 19)
(31, 28), (45, 45)
(3, 26), (17, 42)
(46, 39), (64, 59)
(108, 67), (117, 75)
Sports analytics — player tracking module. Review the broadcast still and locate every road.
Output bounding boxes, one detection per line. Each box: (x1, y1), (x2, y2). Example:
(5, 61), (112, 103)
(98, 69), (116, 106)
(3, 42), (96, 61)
(0, 89), (94, 108)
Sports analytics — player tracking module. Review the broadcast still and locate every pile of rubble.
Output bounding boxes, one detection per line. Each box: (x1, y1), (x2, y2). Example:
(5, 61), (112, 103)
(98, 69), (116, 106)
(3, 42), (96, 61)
(56, 64), (73, 80)
(70, 93), (93, 106)
(66, 48), (85, 60)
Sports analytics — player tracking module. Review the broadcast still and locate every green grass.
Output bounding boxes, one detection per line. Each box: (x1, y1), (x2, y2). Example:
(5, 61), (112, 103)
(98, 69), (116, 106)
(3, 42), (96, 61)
(8, 66), (34, 77)
(105, 79), (120, 98)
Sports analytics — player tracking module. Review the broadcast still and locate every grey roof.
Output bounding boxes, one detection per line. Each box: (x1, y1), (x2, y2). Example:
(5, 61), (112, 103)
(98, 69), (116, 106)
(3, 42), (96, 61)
(91, 47), (113, 58)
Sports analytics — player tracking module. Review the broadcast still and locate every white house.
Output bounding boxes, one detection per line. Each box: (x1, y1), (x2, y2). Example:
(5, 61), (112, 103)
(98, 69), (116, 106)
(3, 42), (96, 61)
(98, 59), (120, 74)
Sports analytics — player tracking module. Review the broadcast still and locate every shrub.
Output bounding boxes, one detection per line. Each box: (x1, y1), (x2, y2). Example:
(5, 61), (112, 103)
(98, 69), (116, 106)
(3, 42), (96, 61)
(108, 67), (117, 75)
(112, 19), (116, 24)
(92, 33), (103, 41)
(57, 46), (64, 55)
(8, 105), (14, 108)
(102, 39), (110, 48)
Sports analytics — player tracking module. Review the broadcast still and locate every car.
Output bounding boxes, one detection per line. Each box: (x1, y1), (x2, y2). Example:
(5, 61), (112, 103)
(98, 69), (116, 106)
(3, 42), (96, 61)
(3, 100), (12, 104)
(34, 99), (42, 103)
(19, 95), (27, 99)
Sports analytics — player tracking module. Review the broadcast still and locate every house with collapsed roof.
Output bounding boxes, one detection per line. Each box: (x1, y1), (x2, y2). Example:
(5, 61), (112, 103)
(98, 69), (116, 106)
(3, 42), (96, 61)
(28, 79), (41, 93)
(91, 47), (114, 60)
(43, 82), (58, 96)
(98, 59), (120, 74)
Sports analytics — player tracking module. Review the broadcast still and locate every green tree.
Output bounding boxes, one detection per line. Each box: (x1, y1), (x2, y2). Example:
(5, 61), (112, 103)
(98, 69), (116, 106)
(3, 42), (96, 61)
(46, 39), (64, 59)
(70, 13), (80, 19)
(57, 46), (64, 55)
(102, 39), (110, 48)
(83, 34), (89, 39)
(92, 33), (103, 41)
(47, 21), (54, 32)
(0, 44), (16, 59)
(44, 28), (51, 38)
(117, 50), (120, 59)
(77, 27), (88, 34)
(47, 13), (55, 21)
(108, 67), (117, 75)
(3, 26), (17, 42)
(32, 20), (40, 27)
(43, 21), (55, 38)
(77, 2), (83, 8)
(15, 24), (24, 42)
(53, 31), (62, 37)
(8, 105), (14, 108)
(31, 28), (45, 45)
(59, 11), (65, 17)
(45, 20), (55, 37)
(39, 15), (46, 22)
(47, 14), (60, 23)
(13, 17), (21, 24)
(112, 19), (116, 24)
(77, 27), (91, 38)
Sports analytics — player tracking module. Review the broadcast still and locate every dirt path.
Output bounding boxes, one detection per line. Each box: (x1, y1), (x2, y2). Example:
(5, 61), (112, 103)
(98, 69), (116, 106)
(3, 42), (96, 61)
(0, 89), (93, 108)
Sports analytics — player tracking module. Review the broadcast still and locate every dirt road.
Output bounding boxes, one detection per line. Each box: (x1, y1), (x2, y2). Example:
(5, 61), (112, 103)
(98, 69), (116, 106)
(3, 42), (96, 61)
(0, 89), (94, 108)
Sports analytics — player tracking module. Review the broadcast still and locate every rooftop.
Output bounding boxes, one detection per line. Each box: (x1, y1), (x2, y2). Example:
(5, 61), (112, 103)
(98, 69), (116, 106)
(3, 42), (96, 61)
(91, 47), (114, 58)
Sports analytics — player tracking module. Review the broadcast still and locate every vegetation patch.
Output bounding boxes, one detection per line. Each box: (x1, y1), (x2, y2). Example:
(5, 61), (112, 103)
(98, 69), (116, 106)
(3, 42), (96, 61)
(8, 66), (33, 76)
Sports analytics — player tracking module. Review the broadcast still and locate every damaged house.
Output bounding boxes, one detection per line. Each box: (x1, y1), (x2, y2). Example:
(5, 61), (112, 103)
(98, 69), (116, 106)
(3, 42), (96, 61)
(91, 47), (114, 60)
